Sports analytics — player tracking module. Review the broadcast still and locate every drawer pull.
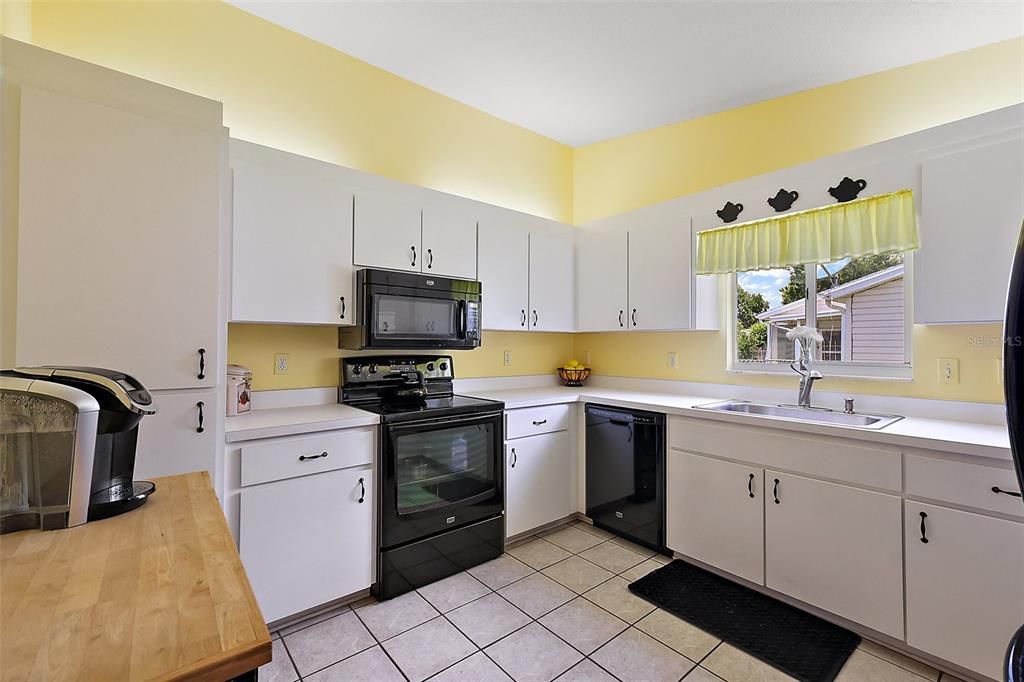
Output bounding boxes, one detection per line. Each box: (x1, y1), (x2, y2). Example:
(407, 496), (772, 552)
(410, 245), (417, 267)
(747, 473), (755, 498)
(197, 348), (206, 379)
(510, 447), (517, 468)
(772, 478), (780, 504)
(992, 486), (1022, 498)
(358, 477), (365, 503)
(299, 451), (329, 462)
(919, 511), (929, 543)
(532, 419), (548, 426)
(196, 401), (205, 433)
(521, 309), (527, 327)
(339, 296), (346, 320)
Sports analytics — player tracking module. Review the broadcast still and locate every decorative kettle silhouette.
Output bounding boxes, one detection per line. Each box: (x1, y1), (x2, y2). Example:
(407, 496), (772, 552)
(767, 189), (799, 212)
(716, 201), (744, 223)
(829, 177), (867, 203)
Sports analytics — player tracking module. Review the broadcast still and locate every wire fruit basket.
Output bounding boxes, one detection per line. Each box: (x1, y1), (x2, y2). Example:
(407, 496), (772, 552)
(557, 367), (591, 387)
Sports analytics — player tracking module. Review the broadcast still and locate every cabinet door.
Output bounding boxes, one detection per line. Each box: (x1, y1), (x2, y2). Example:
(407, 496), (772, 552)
(231, 143), (355, 325)
(529, 230), (576, 331)
(15, 87), (221, 390)
(906, 501), (1024, 680)
(422, 205), (478, 279)
(667, 452), (764, 584)
(917, 136), (1024, 323)
(764, 471), (904, 638)
(240, 466), (373, 623)
(478, 218), (530, 330)
(135, 388), (220, 487)
(628, 214), (692, 331)
(506, 432), (571, 538)
(353, 191), (422, 272)
(575, 228), (628, 332)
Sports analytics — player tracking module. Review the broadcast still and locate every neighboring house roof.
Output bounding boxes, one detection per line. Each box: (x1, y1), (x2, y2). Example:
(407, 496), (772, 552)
(757, 263), (904, 323)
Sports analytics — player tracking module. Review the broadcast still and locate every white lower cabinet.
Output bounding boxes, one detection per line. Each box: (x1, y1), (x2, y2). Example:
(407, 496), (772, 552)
(905, 501), (1024, 680)
(667, 451), (764, 584)
(135, 388), (220, 486)
(240, 465), (373, 623)
(764, 471), (904, 638)
(505, 431), (572, 538)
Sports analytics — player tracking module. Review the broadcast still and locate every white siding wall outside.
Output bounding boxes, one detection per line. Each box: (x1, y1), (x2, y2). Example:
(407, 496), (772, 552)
(849, 278), (905, 363)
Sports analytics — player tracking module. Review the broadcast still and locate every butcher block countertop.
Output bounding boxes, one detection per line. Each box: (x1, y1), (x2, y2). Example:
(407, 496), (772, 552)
(0, 472), (271, 682)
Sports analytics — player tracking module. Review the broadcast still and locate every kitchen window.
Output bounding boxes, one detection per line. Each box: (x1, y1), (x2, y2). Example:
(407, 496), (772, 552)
(731, 252), (913, 379)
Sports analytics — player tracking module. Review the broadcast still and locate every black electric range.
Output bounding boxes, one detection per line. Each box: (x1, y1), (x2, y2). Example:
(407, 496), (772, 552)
(339, 355), (505, 599)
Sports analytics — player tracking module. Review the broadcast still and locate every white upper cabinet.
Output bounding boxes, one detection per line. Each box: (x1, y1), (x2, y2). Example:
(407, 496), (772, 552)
(421, 203), (478, 279)
(479, 213), (530, 330)
(529, 227), (576, 331)
(353, 190), (423, 273)
(15, 86), (222, 390)
(576, 227), (629, 332)
(627, 203), (694, 331)
(916, 134), (1024, 324)
(231, 141), (355, 325)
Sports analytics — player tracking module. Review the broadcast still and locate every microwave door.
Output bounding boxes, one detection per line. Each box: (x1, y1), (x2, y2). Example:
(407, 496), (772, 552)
(373, 293), (458, 342)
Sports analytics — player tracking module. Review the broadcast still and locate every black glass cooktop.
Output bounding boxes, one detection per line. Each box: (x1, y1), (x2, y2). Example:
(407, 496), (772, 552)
(346, 394), (503, 422)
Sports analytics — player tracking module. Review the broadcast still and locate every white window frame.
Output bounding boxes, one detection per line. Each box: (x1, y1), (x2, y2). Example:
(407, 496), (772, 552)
(728, 252), (914, 380)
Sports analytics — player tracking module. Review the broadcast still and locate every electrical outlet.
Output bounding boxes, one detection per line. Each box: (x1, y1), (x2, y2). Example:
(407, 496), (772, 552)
(274, 353), (290, 375)
(938, 357), (959, 385)
(583, 351), (591, 365)
(503, 351), (512, 367)
(668, 352), (678, 369)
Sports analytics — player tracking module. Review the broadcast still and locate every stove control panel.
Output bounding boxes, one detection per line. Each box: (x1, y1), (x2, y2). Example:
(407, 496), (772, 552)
(342, 356), (454, 384)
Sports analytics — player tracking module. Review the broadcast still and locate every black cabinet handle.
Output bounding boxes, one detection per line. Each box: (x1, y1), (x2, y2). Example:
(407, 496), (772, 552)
(411, 245), (417, 267)
(521, 309), (526, 327)
(299, 451), (328, 461)
(919, 511), (929, 543)
(992, 486), (1023, 498)
(427, 248), (433, 269)
(339, 296), (346, 319)
(618, 310), (624, 328)
(532, 419), (548, 426)
(358, 477), (366, 503)
(532, 310), (538, 326)
(632, 308), (637, 326)
(197, 348), (206, 379)
(196, 401), (205, 433)
(772, 478), (780, 504)
(748, 473), (755, 498)
(510, 447), (517, 468)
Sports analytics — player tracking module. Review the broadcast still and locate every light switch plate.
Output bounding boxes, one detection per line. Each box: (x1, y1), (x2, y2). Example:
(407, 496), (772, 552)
(274, 353), (290, 375)
(938, 357), (959, 385)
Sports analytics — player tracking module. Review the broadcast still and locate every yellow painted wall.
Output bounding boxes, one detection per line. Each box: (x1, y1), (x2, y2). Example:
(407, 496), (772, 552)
(229, 325), (574, 391)
(571, 39), (1024, 405)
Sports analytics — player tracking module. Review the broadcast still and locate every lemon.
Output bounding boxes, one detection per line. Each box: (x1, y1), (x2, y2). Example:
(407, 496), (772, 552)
(568, 359), (580, 368)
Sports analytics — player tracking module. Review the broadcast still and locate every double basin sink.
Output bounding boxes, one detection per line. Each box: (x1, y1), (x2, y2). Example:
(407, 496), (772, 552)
(696, 400), (904, 430)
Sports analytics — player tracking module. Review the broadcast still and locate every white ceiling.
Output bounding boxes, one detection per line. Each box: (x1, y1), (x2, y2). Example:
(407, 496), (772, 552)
(228, 1), (1024, 147)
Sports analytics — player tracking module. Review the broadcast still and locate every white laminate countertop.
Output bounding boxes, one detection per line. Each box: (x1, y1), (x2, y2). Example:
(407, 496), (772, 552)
(466, 386), (1013, 462)
(225, 404), (380, 442)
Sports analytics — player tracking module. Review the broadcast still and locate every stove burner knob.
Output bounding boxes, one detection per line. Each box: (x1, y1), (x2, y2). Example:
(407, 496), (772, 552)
(368, 364), (378, 374)
(426, 362), (435, 372)
(439, 362), (449, 372)
(351, 365), (362, 376)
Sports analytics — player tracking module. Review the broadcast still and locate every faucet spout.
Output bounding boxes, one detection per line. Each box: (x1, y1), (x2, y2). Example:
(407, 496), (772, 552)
(790, 359), (823, 408)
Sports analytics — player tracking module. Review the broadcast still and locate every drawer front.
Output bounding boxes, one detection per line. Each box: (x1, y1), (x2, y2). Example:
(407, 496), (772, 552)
(506, 404), (571, 439)
(241, 427), (375, 487)
(669, 416), (901, 492)
(905, 452), (1024, 518)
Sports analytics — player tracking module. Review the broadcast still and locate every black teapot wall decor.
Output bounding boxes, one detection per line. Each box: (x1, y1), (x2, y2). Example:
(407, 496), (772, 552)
(716, 201), (744, 223)
(767, 188), (799, 212)
(828, 176), (867, 203)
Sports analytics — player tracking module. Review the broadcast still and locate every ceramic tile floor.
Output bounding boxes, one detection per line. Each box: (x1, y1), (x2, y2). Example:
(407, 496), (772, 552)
(261, 521), (968, 682)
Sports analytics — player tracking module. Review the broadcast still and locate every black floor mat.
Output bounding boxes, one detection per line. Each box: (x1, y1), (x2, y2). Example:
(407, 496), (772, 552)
(628, 560), (860, 682)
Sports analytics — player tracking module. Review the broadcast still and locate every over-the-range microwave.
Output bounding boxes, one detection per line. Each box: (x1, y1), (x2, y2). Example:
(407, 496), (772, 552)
(338, 268), (482, 350)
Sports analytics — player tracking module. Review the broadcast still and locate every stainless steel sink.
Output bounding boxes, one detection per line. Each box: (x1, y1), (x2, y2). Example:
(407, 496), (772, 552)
(695, 400), (904, 430)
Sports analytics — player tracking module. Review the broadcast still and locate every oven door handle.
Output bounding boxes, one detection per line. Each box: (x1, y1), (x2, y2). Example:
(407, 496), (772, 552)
(385, 410), (504, 431)
(394, 488), (500, 520)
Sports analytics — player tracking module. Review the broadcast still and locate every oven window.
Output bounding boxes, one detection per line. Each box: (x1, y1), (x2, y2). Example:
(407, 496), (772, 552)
(374, 294), (457, 339)
(394, 421), (496, 513)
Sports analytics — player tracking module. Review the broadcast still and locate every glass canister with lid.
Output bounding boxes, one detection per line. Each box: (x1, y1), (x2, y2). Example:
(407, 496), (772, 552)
(226, 364), (252, 416)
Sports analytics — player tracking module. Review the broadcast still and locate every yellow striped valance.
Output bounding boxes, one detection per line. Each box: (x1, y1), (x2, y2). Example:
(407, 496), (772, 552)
(695, 189), (919, 275)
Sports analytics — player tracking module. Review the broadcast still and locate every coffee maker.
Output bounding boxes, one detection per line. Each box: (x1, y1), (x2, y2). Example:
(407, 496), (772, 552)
(0, 366), (157, 534)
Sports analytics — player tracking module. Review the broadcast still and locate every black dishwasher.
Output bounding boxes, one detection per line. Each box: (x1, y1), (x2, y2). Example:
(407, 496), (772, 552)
(585, 404), (667, 554)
